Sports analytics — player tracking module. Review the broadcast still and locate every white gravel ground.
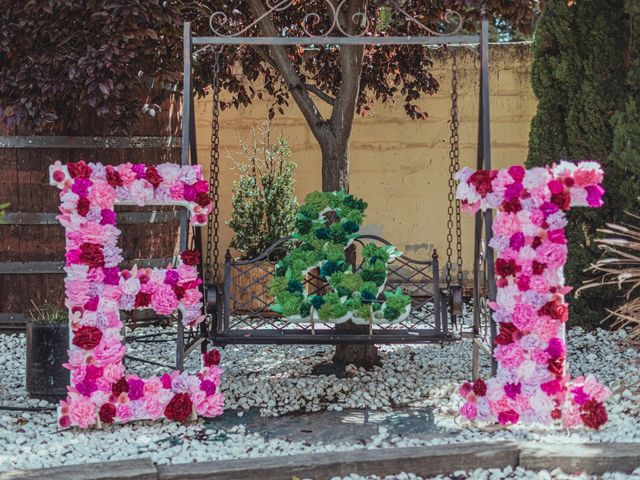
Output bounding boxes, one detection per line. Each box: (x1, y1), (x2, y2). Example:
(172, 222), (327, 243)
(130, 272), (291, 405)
(332, 467), (640, 480)
(0, 325), (638, 474)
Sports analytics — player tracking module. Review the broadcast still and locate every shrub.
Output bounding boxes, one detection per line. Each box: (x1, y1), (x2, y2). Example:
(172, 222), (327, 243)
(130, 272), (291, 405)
(228, 123), (297, 259)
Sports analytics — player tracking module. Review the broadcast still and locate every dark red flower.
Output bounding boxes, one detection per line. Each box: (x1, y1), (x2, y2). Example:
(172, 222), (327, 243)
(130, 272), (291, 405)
(105, 165), (122, 187)
(494, 322), (521, 346)
(146, 165), (163, 189)
(59, 415), (71, 429)
(112, 376), (129, 396)
(203, 349), (221, 367)
(72, 326), (103, 350)
(502, 198), (522, 213)
(80, 242), (105, 267)
(195, 192), (212, 208)
(134, 291), (152, 308)
(164, 393), (193, 422)
(495, 258), (520, 278)
(551, 408), (562, 420)
(551, 191), (571, 211)
(67, 160), (92, 179)
(532, 261), (547, 275)
(180, 249), (200, 266)
(468, 170), (495, 196)
(472, 378), (487, 396)
(581, 399), (608, 430)
(173, 285), (186, 300)
(548, 358), (564, 377)
(77, 197), (91, 216)
(539, 301), (568, 322)
(99, 403), (117, 424)
(531, 236), (543, 249)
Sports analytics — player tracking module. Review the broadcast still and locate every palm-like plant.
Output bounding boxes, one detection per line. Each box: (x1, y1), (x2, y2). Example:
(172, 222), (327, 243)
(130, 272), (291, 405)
(579, 208), (640, 340)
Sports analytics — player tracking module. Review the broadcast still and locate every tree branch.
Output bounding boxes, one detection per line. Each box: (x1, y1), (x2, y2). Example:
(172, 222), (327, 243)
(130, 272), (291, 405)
(251, 45), (335, 106)
(250, 45), (278, 70)
(304, 82), (336, 106)
(246, 0), (328, 141)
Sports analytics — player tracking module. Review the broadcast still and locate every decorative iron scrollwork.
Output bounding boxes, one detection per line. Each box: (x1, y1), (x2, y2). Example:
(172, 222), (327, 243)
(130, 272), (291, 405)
(208, 1), (464, 38)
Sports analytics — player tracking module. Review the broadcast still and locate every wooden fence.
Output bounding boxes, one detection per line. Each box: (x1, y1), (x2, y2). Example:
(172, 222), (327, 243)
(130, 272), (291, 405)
(0, 102), (183, 332)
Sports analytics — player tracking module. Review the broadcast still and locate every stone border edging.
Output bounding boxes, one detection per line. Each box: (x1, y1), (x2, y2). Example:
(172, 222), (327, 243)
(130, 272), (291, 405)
(1, 441), (638, 480)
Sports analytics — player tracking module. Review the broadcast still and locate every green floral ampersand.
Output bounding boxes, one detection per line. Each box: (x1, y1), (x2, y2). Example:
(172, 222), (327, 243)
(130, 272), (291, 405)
(269, 191), (412, 323)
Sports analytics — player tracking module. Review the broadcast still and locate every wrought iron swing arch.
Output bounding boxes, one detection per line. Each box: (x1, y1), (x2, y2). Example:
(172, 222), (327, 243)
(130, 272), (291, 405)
(175, 2), (497, 378)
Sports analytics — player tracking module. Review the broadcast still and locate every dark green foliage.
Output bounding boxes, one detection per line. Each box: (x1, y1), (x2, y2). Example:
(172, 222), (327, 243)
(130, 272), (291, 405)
(527, 0), (640, 327)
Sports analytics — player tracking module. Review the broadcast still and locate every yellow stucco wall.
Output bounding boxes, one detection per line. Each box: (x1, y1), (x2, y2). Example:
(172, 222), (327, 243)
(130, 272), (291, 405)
(194, 43), (536, 280)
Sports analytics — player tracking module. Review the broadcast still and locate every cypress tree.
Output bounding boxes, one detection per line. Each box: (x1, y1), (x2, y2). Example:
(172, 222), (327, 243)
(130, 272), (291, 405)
(527, 0), (640, 327)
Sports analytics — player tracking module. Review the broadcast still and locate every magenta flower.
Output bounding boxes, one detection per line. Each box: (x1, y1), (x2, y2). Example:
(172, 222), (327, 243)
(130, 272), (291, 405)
(127, 378), (145, 401)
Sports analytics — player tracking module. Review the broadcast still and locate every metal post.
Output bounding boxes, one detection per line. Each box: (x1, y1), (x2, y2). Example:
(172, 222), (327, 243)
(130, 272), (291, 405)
(471, 94), (483, 380)
(223, 250), (232, 334)
(432, 250), (442, 333)
(176, 22), (193, 371)
(480, 15), (497, 376)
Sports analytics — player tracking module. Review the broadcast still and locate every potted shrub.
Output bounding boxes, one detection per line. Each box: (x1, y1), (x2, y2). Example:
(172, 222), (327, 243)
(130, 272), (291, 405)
(26, 301), (69, 400)
(228, 123), (297, 312)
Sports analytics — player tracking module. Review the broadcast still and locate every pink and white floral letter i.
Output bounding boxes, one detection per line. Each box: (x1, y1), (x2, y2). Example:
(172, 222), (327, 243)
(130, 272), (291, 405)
(456, 161), (610, 429)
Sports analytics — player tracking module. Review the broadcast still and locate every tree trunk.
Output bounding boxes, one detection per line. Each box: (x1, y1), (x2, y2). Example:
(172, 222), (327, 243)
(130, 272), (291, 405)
(321, 139), (350, 192)
(320, 140), (381, 369)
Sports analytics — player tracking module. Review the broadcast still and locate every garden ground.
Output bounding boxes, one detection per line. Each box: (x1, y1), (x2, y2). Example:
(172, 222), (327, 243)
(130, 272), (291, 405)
(0, 326), (638, 476)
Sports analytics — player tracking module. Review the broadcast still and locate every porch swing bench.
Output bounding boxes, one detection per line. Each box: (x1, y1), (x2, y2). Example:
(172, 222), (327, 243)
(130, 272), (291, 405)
(175, 3), (496, 364)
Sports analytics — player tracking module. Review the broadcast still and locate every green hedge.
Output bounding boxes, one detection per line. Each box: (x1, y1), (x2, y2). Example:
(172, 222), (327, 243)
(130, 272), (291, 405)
(527, 0), (640, 327)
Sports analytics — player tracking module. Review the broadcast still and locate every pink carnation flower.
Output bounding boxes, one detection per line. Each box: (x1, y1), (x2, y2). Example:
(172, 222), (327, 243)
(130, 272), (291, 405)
(492, 212), (522, 237)
(143, 377), (163, 397)
(193, 391), (225, 417)
(151, 283), (179, 315)
(511, 304), (538, 332)
(574, 165), (603, 187)
(495, 343), (526, 369)
(68, 395), (97, 428)
(142, 397), (164, 419)
(537, 241), (567, 269)
(89, 180), (117, 209)
(116, 403), (132, 423)
(460, 402), (478, 420)
(130, 179), (154, 206)
(182, 288), (203, 306)
(117, 164), (137, 186)
(94, 337), (126, 367)
(582, 374), (611, 403)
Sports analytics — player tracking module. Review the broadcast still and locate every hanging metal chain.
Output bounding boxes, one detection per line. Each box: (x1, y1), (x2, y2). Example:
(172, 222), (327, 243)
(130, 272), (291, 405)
(445, 48), (460, 289)
(206, 48), (222, 286)
(452, 51), (464, 287)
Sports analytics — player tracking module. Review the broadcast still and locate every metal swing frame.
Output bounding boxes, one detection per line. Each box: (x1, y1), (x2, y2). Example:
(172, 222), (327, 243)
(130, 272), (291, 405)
(176, 2), (497, 376)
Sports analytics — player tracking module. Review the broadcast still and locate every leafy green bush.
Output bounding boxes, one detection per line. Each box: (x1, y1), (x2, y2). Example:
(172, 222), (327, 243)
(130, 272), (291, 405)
(228, 123), (298, 259)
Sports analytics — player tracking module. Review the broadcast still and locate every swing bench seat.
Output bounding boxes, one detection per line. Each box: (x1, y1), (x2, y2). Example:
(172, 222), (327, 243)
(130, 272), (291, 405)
(207, 235), (460, 346)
